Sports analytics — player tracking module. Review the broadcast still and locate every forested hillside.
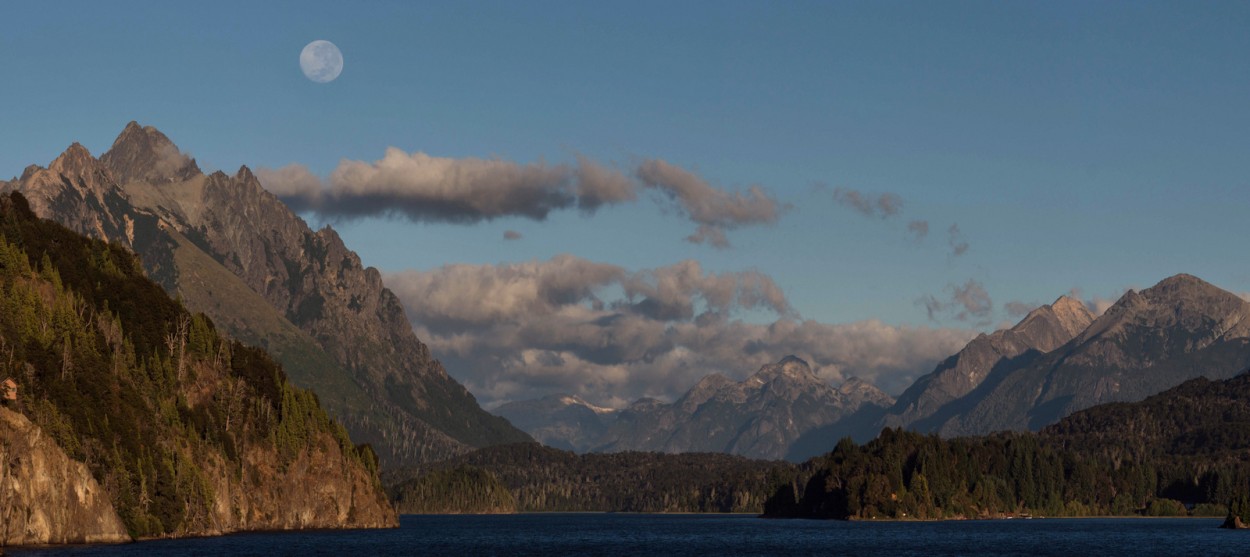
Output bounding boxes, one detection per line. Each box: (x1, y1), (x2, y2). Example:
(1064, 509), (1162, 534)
(765, 371), (1250, 520)
(0, 192), (394, 540)
(386, 443), (796, 514)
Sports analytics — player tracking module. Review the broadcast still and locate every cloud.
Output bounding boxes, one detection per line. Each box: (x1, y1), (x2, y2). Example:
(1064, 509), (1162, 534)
(832, 187), (903, 219)
(503, 230), (522, 241)
(920, 279), (993, 325)
(947, 224), (970, 257)
(635, 159), (783, 248)
(255, 165), (322, 208)
(384, 256), (974, 407)
(907, 220), (929, 242)
(257, 149), (635, 224)
(1065, 287), (1127, 317)
(260, 152), (786, 248)
(1004, 300), (1039, 318)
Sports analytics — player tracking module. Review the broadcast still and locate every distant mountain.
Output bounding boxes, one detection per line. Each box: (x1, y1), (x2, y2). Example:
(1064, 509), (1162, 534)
(493, 394), (616, 452)
(878, 296), (1094, 435)
(496, 356), (895, 460)
(936, 274), (1250, 436)
(765, 368), (1250, 521)
(2, 122), (531, 467)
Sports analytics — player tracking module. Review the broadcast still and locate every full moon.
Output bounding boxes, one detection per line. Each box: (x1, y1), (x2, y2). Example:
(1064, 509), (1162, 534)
(300, 40), (343, 83)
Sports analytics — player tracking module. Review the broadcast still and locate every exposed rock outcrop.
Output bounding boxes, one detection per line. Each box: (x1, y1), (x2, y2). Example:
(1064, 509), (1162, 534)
(0, 408), (129, 546)
(8, 123), (532, 467)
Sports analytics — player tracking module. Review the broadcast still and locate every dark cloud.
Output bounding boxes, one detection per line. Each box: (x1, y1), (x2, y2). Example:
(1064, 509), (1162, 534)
(503, 230), (523, 241)
(920, 279), (993, 325)
(384, 255), (974, 407)
(257, 149), (635, 224)
(635, 159), (783, 249)
(947, 224), (970, 257)
(1004, 300), (1039, 318)
(260, 152), (786, 249)
(832, 187), (903, 219)
(907, 220), (929, 242)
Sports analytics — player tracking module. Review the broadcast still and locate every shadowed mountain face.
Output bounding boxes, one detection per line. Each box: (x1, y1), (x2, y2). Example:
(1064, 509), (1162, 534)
(496, 356), (895, 461)
(877, 296), (1095, 435)
(781, 275), (1250, 457)
(932, 274), (1250, 436)
(3, 122), (531, 467)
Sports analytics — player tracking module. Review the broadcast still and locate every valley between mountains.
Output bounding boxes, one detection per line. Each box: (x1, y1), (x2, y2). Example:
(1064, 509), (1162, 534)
(4, 123), (1250, 545)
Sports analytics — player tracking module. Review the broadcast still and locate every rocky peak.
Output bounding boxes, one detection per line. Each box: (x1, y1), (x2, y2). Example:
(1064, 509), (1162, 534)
(1047, 295), (1097, 335)
(839, 376), (895, 408)
(49, 142), (99, 177)
(1081, 274), (1250, 344)
(101, 121), (201, 185)
(1013, 296), (1095, 342)
(751, 355), (816, 384)
(677, 373), (738, 411)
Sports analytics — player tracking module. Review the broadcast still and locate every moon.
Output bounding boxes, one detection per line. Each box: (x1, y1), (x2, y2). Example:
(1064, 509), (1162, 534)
(300, 40), (343, 83)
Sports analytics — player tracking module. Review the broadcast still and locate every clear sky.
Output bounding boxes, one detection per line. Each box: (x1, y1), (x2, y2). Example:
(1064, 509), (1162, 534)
(3, 1), (1249, 405)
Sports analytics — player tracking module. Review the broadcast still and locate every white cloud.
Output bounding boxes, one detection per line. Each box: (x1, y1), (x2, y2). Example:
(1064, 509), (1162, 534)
(385, 255), (974, 406)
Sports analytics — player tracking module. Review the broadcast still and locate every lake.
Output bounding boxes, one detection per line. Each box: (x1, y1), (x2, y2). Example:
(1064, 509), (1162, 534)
(7, 515), (1245, 556)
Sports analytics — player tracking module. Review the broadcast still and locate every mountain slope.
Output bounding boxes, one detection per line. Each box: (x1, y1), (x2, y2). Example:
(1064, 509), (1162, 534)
(0, 193), (395, 542)
(881, 296), (1094, 434)
(5, 122), (531, 466)
(766, 369), (1250, 521)
(510, 356), (896, 460)
(493, 394), (615, 451)
(937, 274), (1250, 436)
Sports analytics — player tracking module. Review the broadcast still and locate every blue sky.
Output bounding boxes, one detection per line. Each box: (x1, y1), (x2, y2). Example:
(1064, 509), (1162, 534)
(3, 1), (1250, 403)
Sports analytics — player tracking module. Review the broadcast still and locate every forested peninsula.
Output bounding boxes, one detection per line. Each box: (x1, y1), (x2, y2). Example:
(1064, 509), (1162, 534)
(764, 371), (1250, 523)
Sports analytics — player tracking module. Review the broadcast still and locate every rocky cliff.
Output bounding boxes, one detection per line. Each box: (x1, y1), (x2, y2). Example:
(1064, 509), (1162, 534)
(0, 193), (396, 544)
(4, 122), (531, 467)
(0, 408), (129, 546)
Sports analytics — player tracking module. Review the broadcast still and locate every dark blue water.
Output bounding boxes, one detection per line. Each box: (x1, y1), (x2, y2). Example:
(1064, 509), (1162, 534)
(8, 515), (1246, 556)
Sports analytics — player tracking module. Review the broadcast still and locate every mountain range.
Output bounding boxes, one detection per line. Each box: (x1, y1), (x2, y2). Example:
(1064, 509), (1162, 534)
(1, 122), (531, 467)
(502, 274), (1250, 461)
(7, 123), (1249, 470)
(496, 356), (895, 460)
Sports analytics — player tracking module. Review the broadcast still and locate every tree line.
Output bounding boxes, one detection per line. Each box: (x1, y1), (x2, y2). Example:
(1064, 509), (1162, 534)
(764, 372), (1250, 522)
(0, 192), (377, 537)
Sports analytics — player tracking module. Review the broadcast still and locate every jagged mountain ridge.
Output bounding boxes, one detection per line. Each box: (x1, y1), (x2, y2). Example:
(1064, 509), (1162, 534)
(878, 295), (1095, 435)
(3, 122), (531, 467)
(496, 356), (895, 461)
(935, 273), (1250, 436)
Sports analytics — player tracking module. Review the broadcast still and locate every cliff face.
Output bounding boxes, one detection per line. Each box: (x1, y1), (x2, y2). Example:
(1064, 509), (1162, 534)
(7, 122), (531, 467)
(0, 408), (129, 546)
(198, 430), (395, 533)
(0, 193), (396, 544)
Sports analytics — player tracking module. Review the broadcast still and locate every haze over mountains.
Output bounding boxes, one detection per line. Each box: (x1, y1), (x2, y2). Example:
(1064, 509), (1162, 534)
(502, 275), (1250, 461)
(497, 356), (894, 460)
(3, 122), (531, 467)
